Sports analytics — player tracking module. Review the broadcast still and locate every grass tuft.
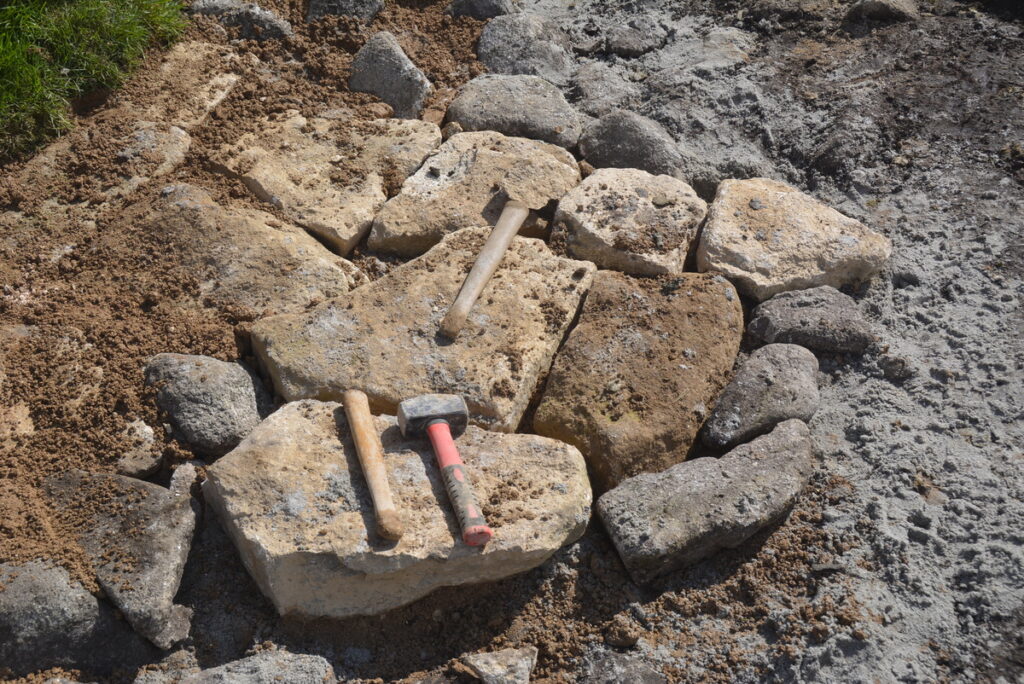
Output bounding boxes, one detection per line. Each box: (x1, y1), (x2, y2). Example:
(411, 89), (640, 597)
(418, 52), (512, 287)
(0, 0), (187, 163)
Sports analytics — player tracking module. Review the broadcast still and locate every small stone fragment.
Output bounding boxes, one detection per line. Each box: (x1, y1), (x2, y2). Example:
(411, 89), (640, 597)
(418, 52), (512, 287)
(191, 0), (293, 40)
(476, 13), (575, 86)
(307, 0), (382, 21)
(747, 286), (877, 353)
(145, 353), (272, 458)
(583, 652), (667, 683)
(43, 467), (198, 649)
(702, 344), (820, 449)
(846, 0), (919, 22)
(117, 419), (160, 478)
(204, 401), (591, 618)
(446, 74), (583, 149)
(178, 650), (337, 683)
(604, 614), (641, 648)
(369, 131), (580, 256)
(448, 0), (518, 19)
(552, 168), (706, 275)
(579, 110), (688, 180)
(534, 271), (743, 491)
(605, 17), (668, 58)
(461, 646), (538, 684)
(349, 32), (432, 119)
(696, 178), (892, 302)
(597, 420), (814, 585)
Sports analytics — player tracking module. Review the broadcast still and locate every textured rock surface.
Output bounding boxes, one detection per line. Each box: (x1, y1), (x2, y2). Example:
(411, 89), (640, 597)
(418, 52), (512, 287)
(583, 652), (667, 683)
(136, 42), (243, 131)
(191, 0), (293, 39)
(579, 110), (688, 180)
(598, 420), (814, 585)
(476, 13), (575, 85)
(0, 561), (156, 676)
(43, 467), (197, 649)
(747, 285), (877, 353)
(213, 111), (439, 254)
(846, 0), (918, 22)
(145, 353), (272, 457)
(307, 0), (382, 21)
(552, 168), (706, 275)
(182, 650), (336, 683)
(446, 74), (582, 149)
(349, 32), (432, 119)
(369, 132), (580, 256)
(449, 0), (517, 19)
(697, 178), (892, 301)
(462, 646), (538, 684)
(702, 344), (820, 449)
(117, 419), (160, 478)
(141, 185), (367, 314)
(253, 228), (595, 432)
(534, 271), (743, 491)
(204, 401), (591, 618)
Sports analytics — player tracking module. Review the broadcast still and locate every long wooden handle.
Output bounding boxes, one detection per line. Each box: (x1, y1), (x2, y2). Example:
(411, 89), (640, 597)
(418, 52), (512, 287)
(440, 200), (530, 339)
(343, 389), (403, 541)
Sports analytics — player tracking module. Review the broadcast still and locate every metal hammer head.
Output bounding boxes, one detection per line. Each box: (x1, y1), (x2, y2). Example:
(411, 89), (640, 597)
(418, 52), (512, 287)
(397, 394), (469, 438)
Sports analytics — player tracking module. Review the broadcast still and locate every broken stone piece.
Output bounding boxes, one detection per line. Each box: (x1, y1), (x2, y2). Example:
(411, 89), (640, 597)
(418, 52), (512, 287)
(253, 228), (595, 432)
(213, 111), (440, 255)
(476, 13), (575, 86)
(696, 178), (892, 302)
(349, 32), (432, 119)
(598, 419), (814, 585)
(462, 646), (538, 684)
(369, 131), (580, 256)
(145, 353), (272, 458)
(204, 401), (591, 618)
(117, 419), (160, 478)
(846, 0), (919, 22)
(43, 467), (198, 649)
(702, 344), (820, 450)
(579, 110), (688, 180)
(307, 0), (382, 21)
(180, 650), (337, 683)
(534, 271), (743, 491)
(190, 0), (294, 40)
(747, 285), (877, 353)
(449, 0), (518, 19)
(552, 168), (707, 275)
(446, 74), (582, 149)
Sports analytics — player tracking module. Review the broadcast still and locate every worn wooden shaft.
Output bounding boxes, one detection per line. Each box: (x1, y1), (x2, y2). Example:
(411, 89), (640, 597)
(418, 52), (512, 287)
(440, 200), (530, 339)
(342, 389), (403, 541)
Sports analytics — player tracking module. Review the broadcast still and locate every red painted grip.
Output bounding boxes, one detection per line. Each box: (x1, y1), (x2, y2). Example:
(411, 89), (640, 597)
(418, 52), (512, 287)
(426, 422), (493, 546)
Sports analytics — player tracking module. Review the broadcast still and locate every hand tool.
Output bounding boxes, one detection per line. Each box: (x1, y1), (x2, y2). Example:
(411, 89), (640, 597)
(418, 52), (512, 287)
(397, 393), (493, 547)
(440, 199), (531, 339)
(342, 389), (403, 541)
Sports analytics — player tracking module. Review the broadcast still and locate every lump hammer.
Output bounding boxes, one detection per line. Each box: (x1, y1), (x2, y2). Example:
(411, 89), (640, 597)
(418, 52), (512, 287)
(397, 393), (493, 546)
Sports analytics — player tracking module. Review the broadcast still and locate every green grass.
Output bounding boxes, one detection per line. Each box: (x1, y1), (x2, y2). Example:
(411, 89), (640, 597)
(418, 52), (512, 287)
(0, 0), (186, 162)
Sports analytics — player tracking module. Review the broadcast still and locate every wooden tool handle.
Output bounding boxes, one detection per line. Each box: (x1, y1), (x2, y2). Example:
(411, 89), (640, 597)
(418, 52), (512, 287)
(343, 389), (403, 541)
(440, 200), (530, 339)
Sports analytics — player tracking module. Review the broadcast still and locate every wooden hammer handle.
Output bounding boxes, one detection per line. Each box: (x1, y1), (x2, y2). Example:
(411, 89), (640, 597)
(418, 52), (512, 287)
(440, 200), (530, 339)
(342, 389), (403, 541)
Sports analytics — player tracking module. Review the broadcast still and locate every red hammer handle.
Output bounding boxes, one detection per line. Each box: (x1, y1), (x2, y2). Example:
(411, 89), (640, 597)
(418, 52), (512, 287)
(425, 421), (493, 547)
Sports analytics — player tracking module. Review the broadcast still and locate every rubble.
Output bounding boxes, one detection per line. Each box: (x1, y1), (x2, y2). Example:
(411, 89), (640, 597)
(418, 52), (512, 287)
(461, 646), (538, 684)
(747, 286), (877, 353)
(349, 32), (432, 119)
(307, 0), (383, 21)
(190, 0), (294, 40)
(579, 110), (690, 180)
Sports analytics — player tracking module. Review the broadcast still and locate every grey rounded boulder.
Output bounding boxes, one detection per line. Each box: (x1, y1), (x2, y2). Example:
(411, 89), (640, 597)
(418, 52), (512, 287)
(579, 110), (688, 180)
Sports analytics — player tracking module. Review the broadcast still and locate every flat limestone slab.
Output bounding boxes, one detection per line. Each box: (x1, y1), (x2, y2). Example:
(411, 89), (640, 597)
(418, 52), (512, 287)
(204, 400), (592, 618)
(252, 227), (595, 431)
(213, 112), (440, 255)
(696, 178), (892, 301)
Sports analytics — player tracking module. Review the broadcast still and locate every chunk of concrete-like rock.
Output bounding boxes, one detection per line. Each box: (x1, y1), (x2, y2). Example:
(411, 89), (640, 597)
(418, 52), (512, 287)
(180, 650), (337, 683)
(308, 0), (382, 20)
(697, 178), (892, 302)
(145, 353), (272, 458)
(214, 111), (439, 255)
(477, 13), (575, 86)
(204, 401), (591, 618)
(748, 286), (876, 353)
(598, 419), (814, 585)
(142, 185), (367, 314)
(584, 652), (667, 684)
(369, 131), (580, 256)
(0, 561), (156, 676)
(702, 344), (819, 450)
(553, 168), (706, 275)
(350, 32), (432, 119)
(449, 0), (518, 19)
(253, 228), (595, 432)
(606, 17), (668, 58)
(446, 74), (582, 149)
(43, 467), (197, 649)
(117, 418), (160, 478)
(534, 271), (742, 491)
(579, 110), (687, 180)
(847, 0), (918, 22)
(462, 646), (538, 684)
(191, 0), (293, 39)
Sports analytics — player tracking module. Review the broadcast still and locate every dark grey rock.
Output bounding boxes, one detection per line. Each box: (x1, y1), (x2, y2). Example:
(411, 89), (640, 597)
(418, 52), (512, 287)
(583, 651), (667, 683)
(145, 353), (271, 457)
(191, 0), (293, 40)
(476, 13), (575, 86)
(461, 646), (538, 684)
(178, 650), (336, 683)
(597, 419), (814, 585)
(448, 0), (517, 20)
(846, 0), (919, 22)
(605, 16), (668, 58)
(446, 74), (582, 149)
(43, 466), (198, 650)
(579, 110), (689, 180)
(570, 62), (640, 117)
(349, 32), (432, 119)
(307, 0), (382, 21)
(747, 286), (877, 354)
(702, 344), (820, 449)
(0, 561), (156, 676)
